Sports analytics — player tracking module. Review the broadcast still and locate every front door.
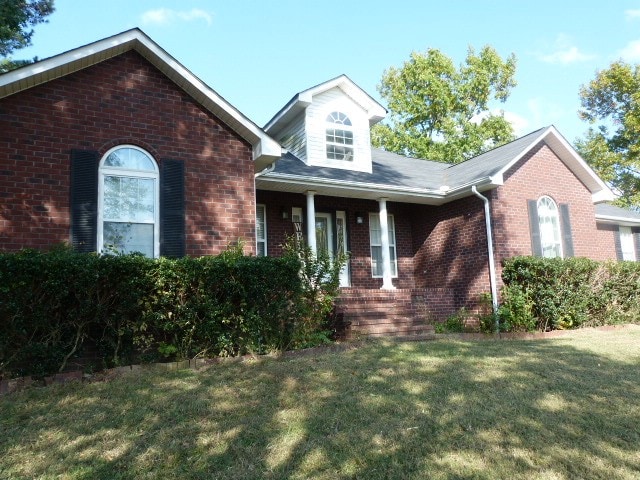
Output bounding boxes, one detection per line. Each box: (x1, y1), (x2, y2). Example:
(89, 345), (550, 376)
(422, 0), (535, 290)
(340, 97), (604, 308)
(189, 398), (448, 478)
(315, 213), (333, 257)
(315, 212), (350, 287)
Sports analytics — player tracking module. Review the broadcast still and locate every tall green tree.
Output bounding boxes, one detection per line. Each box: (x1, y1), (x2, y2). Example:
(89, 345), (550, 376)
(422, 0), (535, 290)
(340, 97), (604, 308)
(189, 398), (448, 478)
(577, 61), (640, 208)
(371, 46), (517, 163)
(0, 0), (55, 73)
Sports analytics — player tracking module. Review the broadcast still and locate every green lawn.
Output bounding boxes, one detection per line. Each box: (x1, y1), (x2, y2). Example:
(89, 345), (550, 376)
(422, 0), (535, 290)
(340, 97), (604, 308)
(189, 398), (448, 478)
(1, 326), (639, 480)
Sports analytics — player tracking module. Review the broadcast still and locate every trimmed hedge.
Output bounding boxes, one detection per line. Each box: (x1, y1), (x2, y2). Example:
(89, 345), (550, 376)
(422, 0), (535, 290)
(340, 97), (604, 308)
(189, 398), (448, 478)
(0, 245), (340, 378)
(500, 256), (640, 332)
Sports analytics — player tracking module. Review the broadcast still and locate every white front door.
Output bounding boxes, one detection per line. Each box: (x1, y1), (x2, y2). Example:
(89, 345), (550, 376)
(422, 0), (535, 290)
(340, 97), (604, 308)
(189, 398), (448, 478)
(336, 211), (350, 287)
(315, 212), (350, 287)
(315, 213), (333, 257)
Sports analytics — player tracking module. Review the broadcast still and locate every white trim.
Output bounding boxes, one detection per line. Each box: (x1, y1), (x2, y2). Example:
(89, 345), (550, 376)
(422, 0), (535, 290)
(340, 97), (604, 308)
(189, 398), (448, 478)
(335, 211), (350, 287)
(0, 28), (282, 169)
(97, 145), (160, 258)
(256, 204), (267, 256)
(306, 191), (317, 255)
(595, 214), (640, 226)
(619, 226), (636, 261)
(265, 75), (386, 135)
(537, 195), (563, 259)
(491, 126), (614, 202)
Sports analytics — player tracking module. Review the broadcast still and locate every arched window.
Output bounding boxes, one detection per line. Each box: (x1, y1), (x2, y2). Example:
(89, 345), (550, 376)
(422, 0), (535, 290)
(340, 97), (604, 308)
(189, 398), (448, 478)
(537, 196), (562, 258)
(326, 111), (354, 161)
(98, 146), (159, 257)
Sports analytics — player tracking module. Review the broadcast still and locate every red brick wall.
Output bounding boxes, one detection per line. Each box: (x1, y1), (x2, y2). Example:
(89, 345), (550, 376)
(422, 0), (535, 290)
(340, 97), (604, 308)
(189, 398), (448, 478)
(411, 197), (490, 312)
(492, 142), (617, 281)
(0, 51), (255, 255)
(256, 190), (416, 289)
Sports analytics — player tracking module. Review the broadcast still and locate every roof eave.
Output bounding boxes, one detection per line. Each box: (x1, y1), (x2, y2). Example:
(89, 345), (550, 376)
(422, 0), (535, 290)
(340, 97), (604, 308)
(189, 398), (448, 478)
(595, 214), (640, 226)
(0, 28), (281, 170)
(257, 172), (447, 204)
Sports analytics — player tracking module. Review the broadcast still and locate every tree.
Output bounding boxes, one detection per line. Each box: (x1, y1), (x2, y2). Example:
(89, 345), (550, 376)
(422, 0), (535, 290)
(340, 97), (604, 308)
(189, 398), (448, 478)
(577, 61), (640, 208)
(0, 0), (55, 73)
(371, 46), (517, 163)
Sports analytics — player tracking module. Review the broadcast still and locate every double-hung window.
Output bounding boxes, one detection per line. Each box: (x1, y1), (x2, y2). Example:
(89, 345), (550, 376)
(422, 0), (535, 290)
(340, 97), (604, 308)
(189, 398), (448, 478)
(256, 204), (267, 256)
(98, 146), (159, 257)
(326, 111), (354, 161)
(619, 226), (636, 261)
(369, 213), (397, 277)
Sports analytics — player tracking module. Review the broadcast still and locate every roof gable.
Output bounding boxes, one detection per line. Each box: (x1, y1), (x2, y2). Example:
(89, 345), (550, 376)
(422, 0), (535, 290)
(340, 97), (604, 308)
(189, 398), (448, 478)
(264, 74), (386, 137)
(0, 28), (281, 169)
(442, 126), (615, 203)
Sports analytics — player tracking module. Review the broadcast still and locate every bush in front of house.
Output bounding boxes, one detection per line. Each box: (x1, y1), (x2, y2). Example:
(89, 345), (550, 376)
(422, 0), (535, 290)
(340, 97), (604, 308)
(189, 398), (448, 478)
(499, 256), (640, 332)
(0, 244), (342, 379)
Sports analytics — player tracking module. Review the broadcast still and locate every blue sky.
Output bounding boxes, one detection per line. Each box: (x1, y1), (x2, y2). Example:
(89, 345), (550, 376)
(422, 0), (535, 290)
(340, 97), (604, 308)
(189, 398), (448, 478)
(16, 0), (640, 144)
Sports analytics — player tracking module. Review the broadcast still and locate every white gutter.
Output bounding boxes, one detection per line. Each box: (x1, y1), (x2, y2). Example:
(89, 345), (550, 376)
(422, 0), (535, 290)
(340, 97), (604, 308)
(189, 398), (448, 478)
(595, 214), (640, 226)
(254, 162), (276, 178)
(471, 185), (499, 332)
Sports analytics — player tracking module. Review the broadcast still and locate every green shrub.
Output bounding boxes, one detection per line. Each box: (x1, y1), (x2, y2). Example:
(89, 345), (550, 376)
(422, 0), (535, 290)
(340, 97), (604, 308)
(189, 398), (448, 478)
(0, 243), (345, 379)
(500, 256), (640, 332)
(435, 308), (468, 333)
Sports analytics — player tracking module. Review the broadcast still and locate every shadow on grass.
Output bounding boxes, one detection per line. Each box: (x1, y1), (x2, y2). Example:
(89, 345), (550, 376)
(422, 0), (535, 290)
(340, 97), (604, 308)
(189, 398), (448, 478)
(1, 328), (639, 479)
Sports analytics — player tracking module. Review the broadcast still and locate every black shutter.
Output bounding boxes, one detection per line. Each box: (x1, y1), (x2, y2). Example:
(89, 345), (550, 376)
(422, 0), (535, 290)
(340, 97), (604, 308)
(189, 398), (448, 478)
(614, 228), (623, 261)
(633, 229), (640, 262)
(559, 203), (574, 258)
(160, 159), (185, 258)
(70, 149), (99, 253)
(527, 199), (542, 257)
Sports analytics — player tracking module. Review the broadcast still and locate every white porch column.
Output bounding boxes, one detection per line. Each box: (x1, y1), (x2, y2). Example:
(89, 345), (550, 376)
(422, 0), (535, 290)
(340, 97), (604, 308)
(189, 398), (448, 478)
(378, 197), (395, 290)
(306, 191), (317, 256)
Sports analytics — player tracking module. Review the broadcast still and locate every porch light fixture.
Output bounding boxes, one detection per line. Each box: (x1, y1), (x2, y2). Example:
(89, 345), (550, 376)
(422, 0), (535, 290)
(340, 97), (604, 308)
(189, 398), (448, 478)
(281, 207), (289, 220)
(356, 213), (364, 224)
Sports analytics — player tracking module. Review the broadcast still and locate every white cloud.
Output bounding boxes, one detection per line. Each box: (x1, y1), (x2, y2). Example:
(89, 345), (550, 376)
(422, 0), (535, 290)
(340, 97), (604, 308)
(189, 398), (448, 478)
(625, 9), (640, 20)
(502, 111), (530, 136)
(618, 39), (640, 61)
(470, 109), (530, 136)
(537, 34), (596, 64)
(526, 97), (566, 128)
(141, 8), (213, 27)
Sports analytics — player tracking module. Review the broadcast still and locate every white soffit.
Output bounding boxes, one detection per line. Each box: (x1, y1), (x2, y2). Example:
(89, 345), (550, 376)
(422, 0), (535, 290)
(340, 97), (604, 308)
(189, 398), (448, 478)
(493, 126), (614, 203)
(264, 74), (386, 135)
(0, 28), (281, 168)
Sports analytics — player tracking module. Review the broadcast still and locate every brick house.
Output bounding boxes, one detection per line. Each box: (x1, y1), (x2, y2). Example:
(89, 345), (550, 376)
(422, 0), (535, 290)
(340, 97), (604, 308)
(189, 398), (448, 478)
(1, 29), (638, 336)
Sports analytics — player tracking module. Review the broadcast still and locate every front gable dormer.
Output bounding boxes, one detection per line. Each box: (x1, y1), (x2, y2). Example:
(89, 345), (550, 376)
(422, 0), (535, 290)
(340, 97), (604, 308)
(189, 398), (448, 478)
(265, 75), (386, 173)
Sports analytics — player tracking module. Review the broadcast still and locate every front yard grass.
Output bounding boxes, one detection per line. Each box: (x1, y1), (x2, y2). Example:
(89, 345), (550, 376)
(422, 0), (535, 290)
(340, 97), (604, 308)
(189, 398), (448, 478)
(1, 326), (639, 479)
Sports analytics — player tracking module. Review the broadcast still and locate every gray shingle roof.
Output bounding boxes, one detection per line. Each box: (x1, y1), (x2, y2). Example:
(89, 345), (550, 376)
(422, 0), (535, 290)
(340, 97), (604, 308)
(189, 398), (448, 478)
(270, 127), (548, 191)
(442, 127), (547, 187)
(595, 203), (640, 221)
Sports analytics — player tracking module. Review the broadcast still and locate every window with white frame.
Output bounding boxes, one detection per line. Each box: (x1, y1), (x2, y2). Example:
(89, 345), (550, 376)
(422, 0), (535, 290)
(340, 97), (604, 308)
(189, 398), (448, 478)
(98, 146), (159, 257)
(369, 213), (397, 277)
(619, 226), (636, 261)
(256, 204), (267, 256)
(537, 196), (562, 258)
(326, 111), (354, 161)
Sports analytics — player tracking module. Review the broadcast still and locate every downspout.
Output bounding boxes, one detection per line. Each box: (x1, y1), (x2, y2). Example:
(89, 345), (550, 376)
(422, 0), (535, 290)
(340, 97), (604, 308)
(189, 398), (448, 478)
(471, 185), (499, 332)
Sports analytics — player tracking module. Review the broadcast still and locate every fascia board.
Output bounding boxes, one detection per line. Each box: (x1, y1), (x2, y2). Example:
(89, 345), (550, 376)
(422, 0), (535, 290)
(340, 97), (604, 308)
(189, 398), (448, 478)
(264, 75), (386, 134)
(493, 126), (614, 200)
(0, 29), (281, 166)
(260, 172), (442, 198)
(595, 214), (640, 226)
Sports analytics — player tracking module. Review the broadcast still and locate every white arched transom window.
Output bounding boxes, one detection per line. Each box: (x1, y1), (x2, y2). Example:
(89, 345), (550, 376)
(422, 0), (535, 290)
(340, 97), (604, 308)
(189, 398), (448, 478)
(98, 145), (159, 257)
(326, 111), (354, 161)
(537, 196), (562, 258)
